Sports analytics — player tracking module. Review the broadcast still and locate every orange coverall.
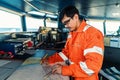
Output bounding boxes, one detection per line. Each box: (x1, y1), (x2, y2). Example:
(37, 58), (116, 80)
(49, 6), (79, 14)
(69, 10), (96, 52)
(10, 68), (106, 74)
(48, 20), (104, 80)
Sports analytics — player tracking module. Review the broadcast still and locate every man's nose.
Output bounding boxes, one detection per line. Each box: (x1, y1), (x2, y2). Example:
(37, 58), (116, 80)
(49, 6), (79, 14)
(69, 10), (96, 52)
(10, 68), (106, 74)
(65, 24), (69, 27)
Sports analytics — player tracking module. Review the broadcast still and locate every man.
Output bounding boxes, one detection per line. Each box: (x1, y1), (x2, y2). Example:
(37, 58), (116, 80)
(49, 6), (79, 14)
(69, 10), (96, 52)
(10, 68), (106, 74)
(47, 5), (104, 80)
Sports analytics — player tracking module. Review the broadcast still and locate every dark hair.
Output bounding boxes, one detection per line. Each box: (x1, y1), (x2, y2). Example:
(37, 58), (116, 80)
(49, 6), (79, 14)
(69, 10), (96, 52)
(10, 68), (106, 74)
(79, 15), (86, 21)
(59, 5), (80, 22)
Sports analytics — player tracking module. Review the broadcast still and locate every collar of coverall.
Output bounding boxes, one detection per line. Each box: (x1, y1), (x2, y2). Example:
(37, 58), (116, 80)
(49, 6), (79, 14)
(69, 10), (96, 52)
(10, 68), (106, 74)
(76, 20), (88, 32)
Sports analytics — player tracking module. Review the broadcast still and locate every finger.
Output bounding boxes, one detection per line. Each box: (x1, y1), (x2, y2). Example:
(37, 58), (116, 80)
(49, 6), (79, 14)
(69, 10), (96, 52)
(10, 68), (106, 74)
(51, 64), (60, 69)
(53, 62), (62, 66)
(52, 69), (57, 74)
(55, 62), (66, 66)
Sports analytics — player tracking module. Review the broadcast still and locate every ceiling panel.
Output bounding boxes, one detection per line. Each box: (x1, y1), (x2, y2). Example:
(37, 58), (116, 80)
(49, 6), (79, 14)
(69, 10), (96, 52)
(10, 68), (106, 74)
(86, 6), (105, 17)
(0, 0), (120, 20)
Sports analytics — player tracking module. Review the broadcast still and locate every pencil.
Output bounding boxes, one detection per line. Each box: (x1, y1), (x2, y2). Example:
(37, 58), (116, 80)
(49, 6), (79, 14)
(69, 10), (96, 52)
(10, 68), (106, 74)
(40, 53), (48, 64)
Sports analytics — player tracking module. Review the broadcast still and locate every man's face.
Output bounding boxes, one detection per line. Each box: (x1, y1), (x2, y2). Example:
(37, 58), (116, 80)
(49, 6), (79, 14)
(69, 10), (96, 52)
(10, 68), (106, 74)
(62, 14), (78, 32)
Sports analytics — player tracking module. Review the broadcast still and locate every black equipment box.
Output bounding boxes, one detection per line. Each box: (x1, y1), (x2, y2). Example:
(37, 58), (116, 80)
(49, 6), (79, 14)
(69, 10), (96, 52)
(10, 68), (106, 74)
(0, 42), (23, 55)
(0, 38), (32, 55)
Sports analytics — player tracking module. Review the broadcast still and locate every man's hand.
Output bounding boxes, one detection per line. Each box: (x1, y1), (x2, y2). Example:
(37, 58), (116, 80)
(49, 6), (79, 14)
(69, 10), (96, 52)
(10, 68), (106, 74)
(51, 62), (67, 74)
(52, 64), (62, 74)
(53, 62), (67, 66)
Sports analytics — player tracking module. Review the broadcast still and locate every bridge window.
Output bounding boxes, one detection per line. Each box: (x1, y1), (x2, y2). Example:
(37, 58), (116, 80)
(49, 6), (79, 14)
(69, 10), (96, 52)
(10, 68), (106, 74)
(0, 10), (22, 33)
(26, 16), (44, 31)
(106, 20), (120, 35)
(87, 20), (104, 35)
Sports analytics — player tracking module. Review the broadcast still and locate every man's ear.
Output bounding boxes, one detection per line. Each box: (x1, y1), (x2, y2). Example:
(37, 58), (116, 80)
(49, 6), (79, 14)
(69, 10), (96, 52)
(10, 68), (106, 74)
(73, 14), (79, 19)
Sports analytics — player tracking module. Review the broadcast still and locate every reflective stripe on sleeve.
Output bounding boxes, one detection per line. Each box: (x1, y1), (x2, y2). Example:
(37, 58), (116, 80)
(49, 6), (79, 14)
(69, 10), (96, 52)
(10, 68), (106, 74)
(84, 46), (103, 56)
(58, 52), (68, 61)
(79, 62), (94, 76)
(58, 52), (74, 64)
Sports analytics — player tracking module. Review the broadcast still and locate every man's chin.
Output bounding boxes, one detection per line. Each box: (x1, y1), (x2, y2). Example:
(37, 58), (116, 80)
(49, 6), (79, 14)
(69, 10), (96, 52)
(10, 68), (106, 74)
(68, 28), (72, 31)
(69, 29), (74, 32)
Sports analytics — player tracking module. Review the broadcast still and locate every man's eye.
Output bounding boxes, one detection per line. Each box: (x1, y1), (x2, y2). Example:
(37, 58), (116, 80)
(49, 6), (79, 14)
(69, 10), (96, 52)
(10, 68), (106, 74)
(63, 18), (71, 25)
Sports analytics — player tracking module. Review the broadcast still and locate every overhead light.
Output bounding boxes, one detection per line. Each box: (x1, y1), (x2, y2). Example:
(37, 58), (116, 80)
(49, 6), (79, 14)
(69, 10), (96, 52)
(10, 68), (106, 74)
(28, 11), (45, 16)
(112, 12), (120, 16)
(46, 14), (57, 18)
(27, 0), (33, 1)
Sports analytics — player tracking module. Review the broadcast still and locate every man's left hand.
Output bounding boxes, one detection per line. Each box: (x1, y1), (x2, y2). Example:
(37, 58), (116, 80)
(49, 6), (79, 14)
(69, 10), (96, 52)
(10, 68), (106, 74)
(52, 64), (62, 74)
